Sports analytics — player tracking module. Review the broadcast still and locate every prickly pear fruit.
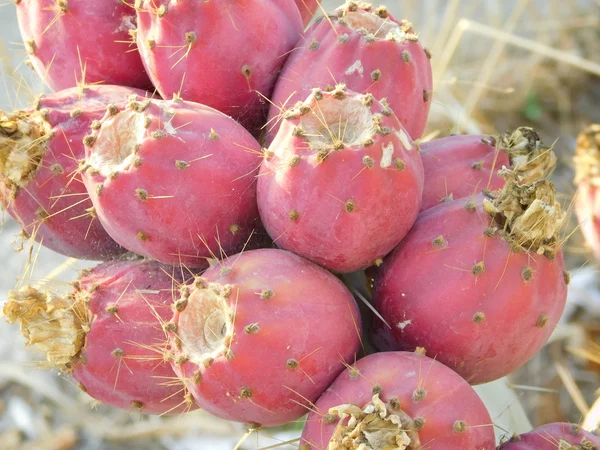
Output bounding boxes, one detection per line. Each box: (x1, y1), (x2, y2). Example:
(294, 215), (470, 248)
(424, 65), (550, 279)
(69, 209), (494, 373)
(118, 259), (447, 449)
(372, 168), (569, 384)
(135, 0), (303, 128)
(267, 2), (432, 144)
(258, 85), (423, 273)
(0, 85), (149, 260)
(299, 351), (496, 450)
(15, 0), (150, 91)
(295, 0), (320, 26)
(574, 124), (600, 262)
(3, 259), (197, 415)
(82, 95), (263, 268)
(167, 248), (362, 426)
(498, 423), (600, 449)
(421, 128), (557, 211)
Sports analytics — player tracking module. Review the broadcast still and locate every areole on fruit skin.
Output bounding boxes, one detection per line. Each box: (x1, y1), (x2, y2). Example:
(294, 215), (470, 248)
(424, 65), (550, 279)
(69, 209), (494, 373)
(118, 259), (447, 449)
(15, 0), (151, 91)
(258, 84), (424, 273)
(498, 423), (600, 449)
(166, 248), (362, 427)
(3, 259), (197, 415)
(372, 167), (569, 385)
(299, 351), (496, 450)
(135, 0), (303, 129)
(0, 85), (149, 260)
(81, 95), (263, 268)
(267, 1), (432, 144)
(574, 124), (600, 263)
(420, 127), (558, 212)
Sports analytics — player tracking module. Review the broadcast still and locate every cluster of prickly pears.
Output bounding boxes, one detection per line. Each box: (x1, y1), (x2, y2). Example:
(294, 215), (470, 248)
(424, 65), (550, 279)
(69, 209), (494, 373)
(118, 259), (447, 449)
(1, 1), (588, 448)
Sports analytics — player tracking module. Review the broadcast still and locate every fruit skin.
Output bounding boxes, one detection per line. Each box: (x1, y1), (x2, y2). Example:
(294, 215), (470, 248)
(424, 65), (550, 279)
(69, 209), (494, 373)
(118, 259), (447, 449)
(295, 0), (320, 26)
(135, 0), (303, 128)
(372, 187), (568, 385)
(258, 86), (424, 273)
(420, 134), (508, 211)
(16, 0), (150, 91)
(168, 248), (362, 427)
(574, 124), (600, 262)
(0, 85), (149, 260)
(299, 351), (496, 450)
(498, 423), (600, 449)
(267, 2), (432, 144)
(82, 96), (263, 268)
(3, 259), (197, 415)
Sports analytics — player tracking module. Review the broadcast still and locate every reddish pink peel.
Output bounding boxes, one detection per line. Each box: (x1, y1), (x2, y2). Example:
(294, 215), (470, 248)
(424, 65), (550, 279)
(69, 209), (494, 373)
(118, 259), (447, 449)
(420, 134), (508, 211)
(267, 3), (432, 144)
(168, 248), (362, 427)
(258, 86), (424, 273)
(82, 96), (263, 267)
(498, 423), (600, 449)
(299, 351), (496, 450)
(372, 188), (568, 385)
(135, 0), (303, 128)
(16, 0), (151, 91)
(0, 85), (150, 260)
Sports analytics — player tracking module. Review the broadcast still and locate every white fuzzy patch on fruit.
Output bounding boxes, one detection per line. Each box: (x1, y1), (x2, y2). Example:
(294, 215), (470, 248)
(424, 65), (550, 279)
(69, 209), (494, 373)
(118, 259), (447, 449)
(345, 60), (364, 76)
(116, 15), (136, 33)
(380, 142), (394, 168)
(87, 110), (146, 177)
(299, 94), (375, 150)
(343, 11), (404, 41)
(396, 319), (412, 331)
(394, 129), (413, 151)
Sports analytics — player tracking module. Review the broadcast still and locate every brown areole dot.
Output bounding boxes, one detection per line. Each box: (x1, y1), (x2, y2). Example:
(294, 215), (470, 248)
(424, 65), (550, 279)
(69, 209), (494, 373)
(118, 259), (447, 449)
(371, 69), (381, 82)
(151, 130), (166, 139)
(472, 312), (485, 324)
(163, 322), (177, 333)
(362, 155), (374, 168)
(50, 164), (64, 174)
(193, 370), (202, 384)
(563, 270), (571, 285)
(388, 396), (400, 410)
(111, 348), (124, 357)
(471, 161), (483, 170)
(229, 224), (240, 235)
(135, 188), (148, 201)
(345, 200), (356, 212)
(453, 420), (467, 433)
(338, 34), (350, 44)
(260, 289), (274, 300)
(322, 413), (337, 425)
(286, 358), (299, 369)
(537, 314), (549, 328)
(289, 209), (299, 221)
(521, 266), (533, 281)
(308, 38), (319, 50)
(175, 160), (189, 170)
(136, 230), (149, 241)
(244, 323), (260, 334)
(105, 304), (118, 315)
(432, 235), (446, 248)
(401, 50), (412, 63)
(412, 387), (427, 402)
(472, 261), (485, 276)
(131, 400), (144, 409)
(241, 65), (252, 80)
(239, 387), (253, 398)
(465, 200), (476, 212)
(423, 90), (432, 102)
(371, 384), (382, 395)
(82, 135), (96, 147)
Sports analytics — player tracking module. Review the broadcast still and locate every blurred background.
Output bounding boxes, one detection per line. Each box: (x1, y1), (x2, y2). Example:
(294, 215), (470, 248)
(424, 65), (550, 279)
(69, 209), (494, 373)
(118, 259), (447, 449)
(1, 0), (600, 448)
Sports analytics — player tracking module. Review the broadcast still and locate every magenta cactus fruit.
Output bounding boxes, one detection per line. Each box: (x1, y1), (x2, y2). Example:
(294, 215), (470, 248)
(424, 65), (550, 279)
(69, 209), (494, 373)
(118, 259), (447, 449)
(295, 0), (320, 26)
(498, 423), (600, 449)
(3, 259), (197, 415)
(372, 166), (569, 384)
(135, 0), (303, 128)
(81, 96), (263, 268)
(421, 128), (557, 211)
(574, 125), (600, 262)
(167, 248), (362, 426)
(267, 2), (432, 144)
(15, 0), (150, 91)
(258, 85), (424, 273)
(0, 85), (150, 260)
(299, 351), (496, 450)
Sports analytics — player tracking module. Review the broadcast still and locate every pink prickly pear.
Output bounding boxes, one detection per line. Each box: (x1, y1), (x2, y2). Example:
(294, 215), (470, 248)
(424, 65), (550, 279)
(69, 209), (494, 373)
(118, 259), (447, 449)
(421, 128), (557, 211)
(372, 164), (569, 384)
(267, 1), (432, 144)
(498, 423), (600, 449)
(574, 124), (600, 262)
(0, 85), (150, 260)
(15, 0), (151, 91)
(3, 259), (197, 415)
(135, 0), (303, 128)
(258, 85), (423, 273)
(299, 351), (496, 450)
(81, 95), (263, 268)
(295, 0), (320, 26)
(167, 248), (362, 426)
